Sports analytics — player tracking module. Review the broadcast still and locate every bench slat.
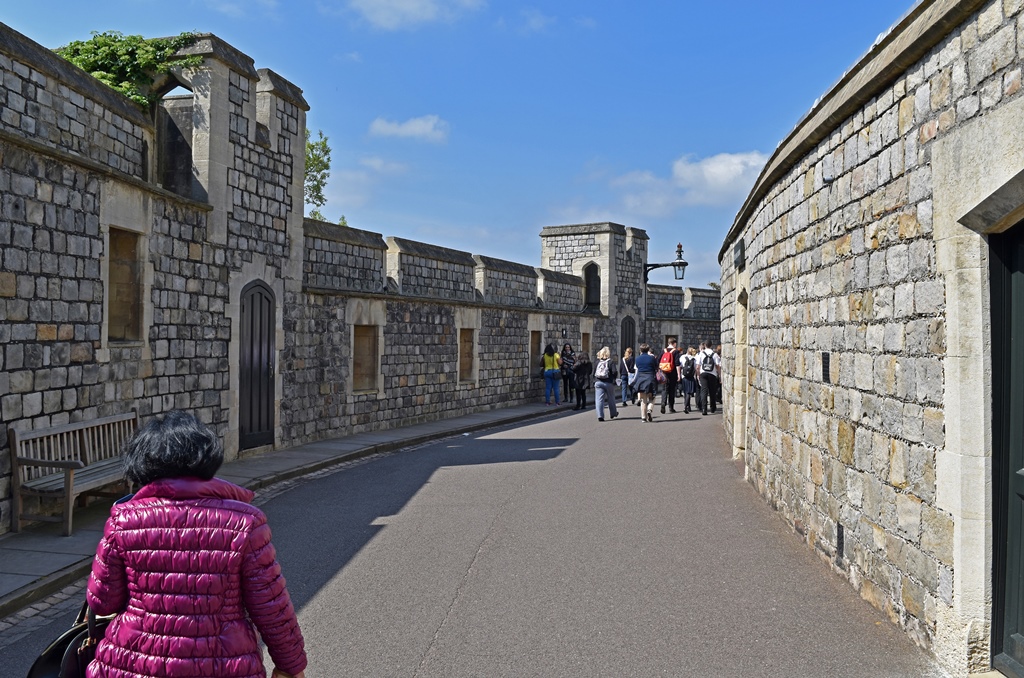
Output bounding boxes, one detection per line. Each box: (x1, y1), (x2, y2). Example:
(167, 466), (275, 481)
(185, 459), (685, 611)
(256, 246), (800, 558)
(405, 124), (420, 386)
(23, 459), (125, 494)
(9, 411), (138, 535)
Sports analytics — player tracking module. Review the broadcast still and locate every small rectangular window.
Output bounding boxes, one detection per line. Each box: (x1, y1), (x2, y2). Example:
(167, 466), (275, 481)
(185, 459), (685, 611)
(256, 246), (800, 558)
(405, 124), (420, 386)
(459, 328), (475, 382)
(108, 228), (142, 342)
(353, 325), (379, 392)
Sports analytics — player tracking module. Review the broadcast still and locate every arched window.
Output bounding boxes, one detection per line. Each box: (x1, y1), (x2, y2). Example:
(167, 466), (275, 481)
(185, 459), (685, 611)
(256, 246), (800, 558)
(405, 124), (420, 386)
(583, 263), (601, 311)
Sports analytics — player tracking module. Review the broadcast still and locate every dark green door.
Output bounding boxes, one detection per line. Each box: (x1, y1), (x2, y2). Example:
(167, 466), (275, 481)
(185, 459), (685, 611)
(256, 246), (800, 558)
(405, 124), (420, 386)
(994, 222), (1024, 677)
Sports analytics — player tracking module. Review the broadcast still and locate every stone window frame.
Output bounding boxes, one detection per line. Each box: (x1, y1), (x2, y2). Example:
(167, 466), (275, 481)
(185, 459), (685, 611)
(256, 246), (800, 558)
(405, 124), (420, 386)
(455, 307), (481, 386)
(346, 298), (386, 398)
(97, 184), (156, 363)
(352, 324), (380, 393)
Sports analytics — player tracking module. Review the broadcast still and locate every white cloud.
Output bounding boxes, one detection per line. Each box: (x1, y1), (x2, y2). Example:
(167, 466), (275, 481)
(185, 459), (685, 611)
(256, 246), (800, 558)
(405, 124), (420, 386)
(359, 155), (407, 173)
(324, 156), (408, 213)
(520, 8), (556, 33)
(573, 16), (597, 29)
(605, 151), (767, 218)
(346, 0), (484, 30)
(670, 151), (767, 206)
(369, 114), (450, 143)
(328, 168), (374, 209)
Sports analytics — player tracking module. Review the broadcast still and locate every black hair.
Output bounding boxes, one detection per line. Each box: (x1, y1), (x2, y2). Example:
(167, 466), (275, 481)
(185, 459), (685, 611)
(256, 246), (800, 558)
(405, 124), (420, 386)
(544, 344), (555, 356)
(123, 410), (224, 486)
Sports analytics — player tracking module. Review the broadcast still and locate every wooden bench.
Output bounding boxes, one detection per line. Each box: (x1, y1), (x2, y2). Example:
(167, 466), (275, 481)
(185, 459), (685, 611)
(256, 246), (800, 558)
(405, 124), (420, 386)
(9, 412), (138, 536)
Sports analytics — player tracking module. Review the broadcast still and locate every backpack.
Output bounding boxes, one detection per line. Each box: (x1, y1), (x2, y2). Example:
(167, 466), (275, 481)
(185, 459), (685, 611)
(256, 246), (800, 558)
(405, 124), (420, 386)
(681, 355), (696, 379)
(574, 363), (591, 390)
(594, 359), (610, 380)
(659, 351), (675, 373)
(701, 350), (716, 374)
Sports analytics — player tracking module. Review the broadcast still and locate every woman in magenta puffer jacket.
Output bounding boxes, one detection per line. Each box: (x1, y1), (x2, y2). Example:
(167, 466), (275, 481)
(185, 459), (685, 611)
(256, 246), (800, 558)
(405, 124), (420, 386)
(86, 411), (307, 678)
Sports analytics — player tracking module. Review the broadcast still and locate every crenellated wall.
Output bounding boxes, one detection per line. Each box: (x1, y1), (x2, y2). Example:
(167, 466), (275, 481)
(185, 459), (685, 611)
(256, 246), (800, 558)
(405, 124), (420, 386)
(0, 22), (720, 540)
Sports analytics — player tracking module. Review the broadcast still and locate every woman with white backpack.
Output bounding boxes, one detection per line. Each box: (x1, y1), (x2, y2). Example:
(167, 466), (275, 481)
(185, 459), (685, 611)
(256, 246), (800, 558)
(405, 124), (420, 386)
(592, 347), (619, 422)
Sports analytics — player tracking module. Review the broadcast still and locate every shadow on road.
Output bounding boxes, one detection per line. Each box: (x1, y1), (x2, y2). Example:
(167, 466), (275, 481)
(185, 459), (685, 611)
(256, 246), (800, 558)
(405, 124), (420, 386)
(263, 435), (576, 612)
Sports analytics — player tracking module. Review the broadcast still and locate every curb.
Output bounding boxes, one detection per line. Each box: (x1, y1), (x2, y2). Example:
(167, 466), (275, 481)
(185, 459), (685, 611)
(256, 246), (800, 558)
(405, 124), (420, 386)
(0, 405), (568, 619)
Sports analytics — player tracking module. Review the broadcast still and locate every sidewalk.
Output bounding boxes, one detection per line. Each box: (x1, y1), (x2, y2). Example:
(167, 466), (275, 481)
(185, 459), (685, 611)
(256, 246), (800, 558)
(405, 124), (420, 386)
(0, 402), (568, 619)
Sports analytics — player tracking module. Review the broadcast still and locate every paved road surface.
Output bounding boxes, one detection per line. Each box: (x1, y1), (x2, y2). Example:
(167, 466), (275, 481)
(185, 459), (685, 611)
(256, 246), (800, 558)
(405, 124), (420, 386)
(2, 405), (947, 677)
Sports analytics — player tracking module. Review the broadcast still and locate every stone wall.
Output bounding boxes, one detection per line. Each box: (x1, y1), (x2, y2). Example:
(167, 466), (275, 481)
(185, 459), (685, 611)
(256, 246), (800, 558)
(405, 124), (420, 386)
(0, 28), (149, 179)
(387, 237), (477, 302)
(474, 255), (538, 308)
(0, 25), (306, 532)
(718, 1), (1021, 674)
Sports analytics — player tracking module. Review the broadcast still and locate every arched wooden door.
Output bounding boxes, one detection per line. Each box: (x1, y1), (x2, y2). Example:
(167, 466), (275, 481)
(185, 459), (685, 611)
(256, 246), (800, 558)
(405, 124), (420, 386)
(240, 280), (275, 450)
(620, 316), (636, 357)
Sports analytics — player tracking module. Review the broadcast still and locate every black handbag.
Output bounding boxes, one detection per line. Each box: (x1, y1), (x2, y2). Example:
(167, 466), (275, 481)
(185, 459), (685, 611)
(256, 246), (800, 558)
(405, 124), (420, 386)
(27, 602), (112, 678)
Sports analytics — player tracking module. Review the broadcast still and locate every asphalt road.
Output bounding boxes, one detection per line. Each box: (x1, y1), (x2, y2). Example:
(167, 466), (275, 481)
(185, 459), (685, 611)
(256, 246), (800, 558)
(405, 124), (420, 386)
(3, 405), (948, 677)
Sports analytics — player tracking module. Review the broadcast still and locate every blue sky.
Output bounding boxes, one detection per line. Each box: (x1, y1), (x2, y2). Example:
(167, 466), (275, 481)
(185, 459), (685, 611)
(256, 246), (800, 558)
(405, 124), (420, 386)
(4, 1), (914, 286)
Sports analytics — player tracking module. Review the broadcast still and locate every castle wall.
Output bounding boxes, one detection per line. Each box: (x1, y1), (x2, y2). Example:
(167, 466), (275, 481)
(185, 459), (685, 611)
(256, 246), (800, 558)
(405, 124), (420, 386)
(718, 1), (1020, 674)
(0, 23), (721, 540)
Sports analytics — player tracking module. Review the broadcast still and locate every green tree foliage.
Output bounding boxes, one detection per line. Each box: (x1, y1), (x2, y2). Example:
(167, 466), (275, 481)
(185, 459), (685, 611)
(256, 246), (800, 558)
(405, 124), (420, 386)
(305, 129), (332, 219)
(55, 31), (201, 107)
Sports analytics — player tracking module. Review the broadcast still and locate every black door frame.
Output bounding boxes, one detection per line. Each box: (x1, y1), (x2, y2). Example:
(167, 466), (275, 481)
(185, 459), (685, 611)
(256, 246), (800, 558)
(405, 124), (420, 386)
(993, 222), (1024, 676)
(239, 280), (276, 450)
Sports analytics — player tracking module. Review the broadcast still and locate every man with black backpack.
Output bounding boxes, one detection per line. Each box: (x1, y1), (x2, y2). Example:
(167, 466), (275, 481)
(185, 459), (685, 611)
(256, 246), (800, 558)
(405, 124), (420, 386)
(696, 340), (721, 416)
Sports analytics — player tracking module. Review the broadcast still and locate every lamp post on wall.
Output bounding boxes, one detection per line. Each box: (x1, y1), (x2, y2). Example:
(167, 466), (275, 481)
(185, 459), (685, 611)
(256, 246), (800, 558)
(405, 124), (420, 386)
(641, 243), (688, 345)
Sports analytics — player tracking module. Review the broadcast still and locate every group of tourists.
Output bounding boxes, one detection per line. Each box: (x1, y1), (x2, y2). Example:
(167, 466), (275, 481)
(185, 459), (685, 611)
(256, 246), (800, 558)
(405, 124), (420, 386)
(542, 339), (722, 423)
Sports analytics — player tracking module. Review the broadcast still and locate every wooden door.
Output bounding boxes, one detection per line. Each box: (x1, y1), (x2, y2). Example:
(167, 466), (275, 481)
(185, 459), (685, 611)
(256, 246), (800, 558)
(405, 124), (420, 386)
(994, 222), (1024, 677)
(621, 316), (636, 358)
(239, 280), (275, 450)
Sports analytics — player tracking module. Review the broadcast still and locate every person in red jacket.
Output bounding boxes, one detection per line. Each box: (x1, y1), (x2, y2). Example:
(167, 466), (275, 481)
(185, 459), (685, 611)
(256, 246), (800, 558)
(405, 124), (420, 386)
(86, 410), (307, 678)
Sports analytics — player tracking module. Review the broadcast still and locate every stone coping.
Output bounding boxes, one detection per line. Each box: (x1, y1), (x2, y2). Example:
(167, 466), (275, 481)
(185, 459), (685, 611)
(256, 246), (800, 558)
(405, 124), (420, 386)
(539, 222), (629, 237)
(474, 255), (538, 278)
(719, 0), (989, 261)
(0, 22), (151, 128)
(175, 33), (260, 82)
(536, 268), (585, 286)
(257, 68), (309, 111)
(386, 237), (477, 266)
(304, 219), (387, 249)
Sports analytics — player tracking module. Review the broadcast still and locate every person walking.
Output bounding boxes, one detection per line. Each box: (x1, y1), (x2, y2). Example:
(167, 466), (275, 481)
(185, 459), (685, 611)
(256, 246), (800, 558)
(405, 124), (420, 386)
(697, 340), (722, 416)
(572, 351), (593, 410)
(659, 339), (679, 414)
(592, 346), (619, 422)
(679, 346), (699, 413)
(620, 347), (636, 406)
(633, 343), (659, 423)
(561, 343), (577, 405)
(541, 343), (562, 405)
(715, 343), (725, 406)
(85, 410), (307, 678)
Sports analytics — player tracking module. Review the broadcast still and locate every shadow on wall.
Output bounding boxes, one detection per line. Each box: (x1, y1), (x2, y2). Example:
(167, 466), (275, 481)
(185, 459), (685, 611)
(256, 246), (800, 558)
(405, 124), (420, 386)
(262, 435), (575, 612)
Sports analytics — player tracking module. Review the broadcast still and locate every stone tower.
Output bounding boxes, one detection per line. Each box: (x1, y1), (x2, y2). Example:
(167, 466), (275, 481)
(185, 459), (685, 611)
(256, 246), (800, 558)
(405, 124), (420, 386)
(539, 222), (648, 354)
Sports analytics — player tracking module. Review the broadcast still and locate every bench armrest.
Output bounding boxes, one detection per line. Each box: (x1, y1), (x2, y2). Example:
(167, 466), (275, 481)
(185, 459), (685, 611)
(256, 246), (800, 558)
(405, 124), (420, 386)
(13, 458), (86, 470)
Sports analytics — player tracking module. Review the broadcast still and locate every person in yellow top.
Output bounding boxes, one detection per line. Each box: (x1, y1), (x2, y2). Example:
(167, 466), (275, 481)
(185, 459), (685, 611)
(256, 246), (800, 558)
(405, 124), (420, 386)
(541, 343), (562, 405)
